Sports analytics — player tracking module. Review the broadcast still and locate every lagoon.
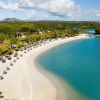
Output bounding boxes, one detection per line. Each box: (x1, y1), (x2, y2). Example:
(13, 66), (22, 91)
(37, 37), (100, 100)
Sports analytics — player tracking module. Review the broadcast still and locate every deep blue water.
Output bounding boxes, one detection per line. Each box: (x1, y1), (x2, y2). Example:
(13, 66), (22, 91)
(37, 37), (100, 100)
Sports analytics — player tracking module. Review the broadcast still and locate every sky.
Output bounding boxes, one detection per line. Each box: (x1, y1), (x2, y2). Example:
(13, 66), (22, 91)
(0, 0), (100, 21)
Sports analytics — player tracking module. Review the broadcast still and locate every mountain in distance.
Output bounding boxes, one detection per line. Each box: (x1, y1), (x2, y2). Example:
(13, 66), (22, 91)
(2, 18), (35, 22)
(3, 18), (21, 22)
(1, 17), (99, 22)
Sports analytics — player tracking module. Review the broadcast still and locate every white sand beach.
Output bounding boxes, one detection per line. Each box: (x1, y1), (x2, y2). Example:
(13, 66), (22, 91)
(0, 34), (90, 100)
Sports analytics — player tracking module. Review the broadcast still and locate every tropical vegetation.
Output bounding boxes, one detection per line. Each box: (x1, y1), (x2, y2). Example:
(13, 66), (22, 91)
(0, 21), (99, 56)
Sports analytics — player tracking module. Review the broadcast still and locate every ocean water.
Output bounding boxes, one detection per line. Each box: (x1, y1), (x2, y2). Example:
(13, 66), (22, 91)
(36, 37), (100, 100)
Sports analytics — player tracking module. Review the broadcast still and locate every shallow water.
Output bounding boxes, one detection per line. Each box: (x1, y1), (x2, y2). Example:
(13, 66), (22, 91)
(37, 37), (100, 100)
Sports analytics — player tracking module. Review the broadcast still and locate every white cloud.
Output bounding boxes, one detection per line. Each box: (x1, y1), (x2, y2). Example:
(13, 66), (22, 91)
(95, 11), (100, 17)
(0, 0), (99, 20)
(27, 10), (50, 20)
(0, 1), (20, 11)
(0, 15), (3, 20)
(19, 0), (33, 6)
(96, 13), (100, 17)
(27, 10), (37, 18)
(19, 0), (80, 18)
(83, 9), (100, 17)
(0, 0), (85, 19)
(75, 9), (100, 21)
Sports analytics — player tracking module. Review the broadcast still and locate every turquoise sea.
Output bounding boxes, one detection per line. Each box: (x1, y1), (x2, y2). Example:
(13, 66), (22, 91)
(36, 36), (100, 100)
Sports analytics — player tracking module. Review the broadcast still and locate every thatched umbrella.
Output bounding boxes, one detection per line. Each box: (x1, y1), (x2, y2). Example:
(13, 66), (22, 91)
(24, 51), (26, 53)
(0, 92), (2, 95)
(3, 71), (7, 74)
(20, 54), (23, 57)
(17, 57), (20, 59)
(5, 55), (9, 58)
(0, 95), (4, 99)
(0, 76), (4, 80)
(6, 67), (10, 70)
(7, 56), (12, 60)
(10, 63), (13, 66)
(13, 59), (16, 63)
(28, 49), (30, 51)
(2, 58), (6, 63)
(14, 52), (18, 57)
(20, 49), (23, 51)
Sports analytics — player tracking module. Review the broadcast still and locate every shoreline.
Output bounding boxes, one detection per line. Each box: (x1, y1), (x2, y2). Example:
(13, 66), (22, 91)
(0, 34), (91, 100)
(96, 35), (100, 37)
